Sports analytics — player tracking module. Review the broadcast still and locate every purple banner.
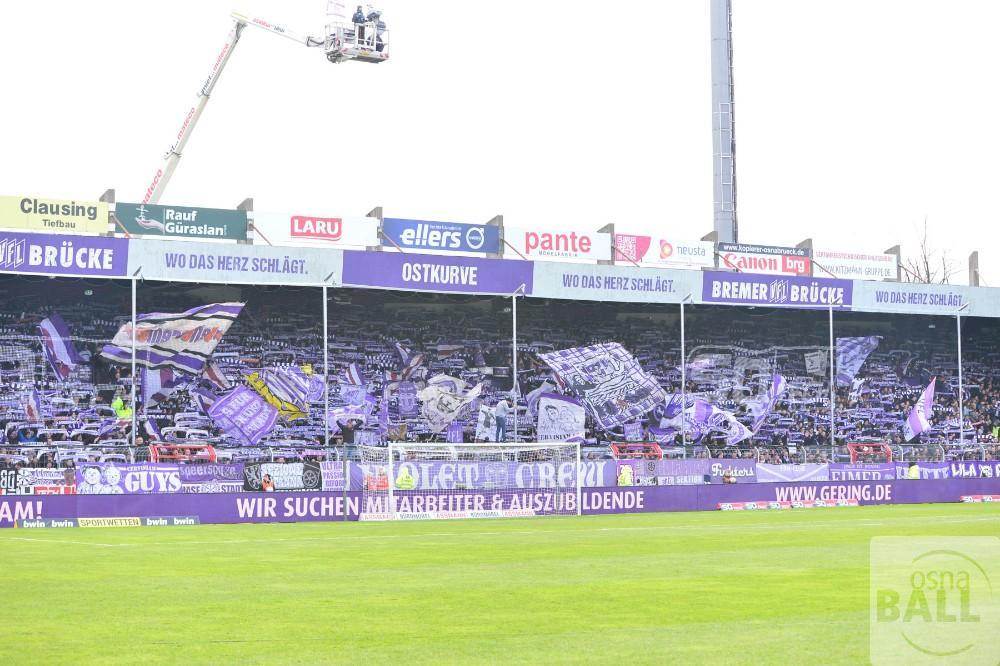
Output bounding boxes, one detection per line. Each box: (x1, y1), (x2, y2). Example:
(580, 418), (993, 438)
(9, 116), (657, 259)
(341, 251), (533, 295)
(5, 478), (1000, 527)
(76, 463), (181, 494)
(0, 231), (129, 277)
(178, 463), (245, 493)
(829, 463), (896, 481)
(372, 460), (616, 490)
(755, 463), (830, 483)
(622, 458), (758, 485)
(701, 271), (852, 309)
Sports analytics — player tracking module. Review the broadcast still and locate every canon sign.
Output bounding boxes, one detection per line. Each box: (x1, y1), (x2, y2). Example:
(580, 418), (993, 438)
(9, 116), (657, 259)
(381, 218), (500, 254)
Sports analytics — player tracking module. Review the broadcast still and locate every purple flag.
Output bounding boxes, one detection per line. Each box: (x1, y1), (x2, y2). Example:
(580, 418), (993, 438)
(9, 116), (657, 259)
(343, 362), (366, 386)
(903, 378), (936, 442)
(38, 313), (82, 382)
(749, 374), (787, 432)
(141, 366), (187, 406)
(209, 386), (278, 446)
(836, 336), (881, 387)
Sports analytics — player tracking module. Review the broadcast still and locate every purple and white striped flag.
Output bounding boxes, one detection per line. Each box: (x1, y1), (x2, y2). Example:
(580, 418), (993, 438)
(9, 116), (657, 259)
(903, 378), (936, 442)
(203, 361), (232, 391)
(38, 313), (82, 382)
(749, 374), (787, 432)
(538, 343), (666, 430)
(343, 362), (366, 386)
(836, 336), (881, 387)
(101, 302), (244, 375)
(141, 366), (187, 406)
(26, 390), (42, 421)
(144, 417), (163, 441)
(395, 342), (425, 380)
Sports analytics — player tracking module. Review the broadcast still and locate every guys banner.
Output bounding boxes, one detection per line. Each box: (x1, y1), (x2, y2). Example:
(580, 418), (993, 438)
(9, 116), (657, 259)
(342, 251), (532, 295)
(701, 272), (853, 309)
(0, 231), (128, 277)
(0, 195), (108, 234)
(114, 202), (247, 241)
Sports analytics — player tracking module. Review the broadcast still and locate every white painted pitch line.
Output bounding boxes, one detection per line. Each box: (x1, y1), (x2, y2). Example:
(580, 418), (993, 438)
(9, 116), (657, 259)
(1, 513), (995, 549)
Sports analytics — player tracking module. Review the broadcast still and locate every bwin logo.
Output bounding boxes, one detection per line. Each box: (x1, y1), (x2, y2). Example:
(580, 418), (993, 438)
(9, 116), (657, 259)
(768, 280), (789, 304)
(0, 238), (26, 270)
(464, 226), (485, 251)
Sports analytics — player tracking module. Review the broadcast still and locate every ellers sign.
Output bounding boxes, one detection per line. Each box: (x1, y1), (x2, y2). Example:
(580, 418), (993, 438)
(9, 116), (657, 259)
(381, 218), (500, 254)
(252, 212), (378, 248)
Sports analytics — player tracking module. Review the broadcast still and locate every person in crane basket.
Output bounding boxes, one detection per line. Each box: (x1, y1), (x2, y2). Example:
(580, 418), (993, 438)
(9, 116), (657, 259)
(366, 10), (385, 51)
(352, 5), (366, 41)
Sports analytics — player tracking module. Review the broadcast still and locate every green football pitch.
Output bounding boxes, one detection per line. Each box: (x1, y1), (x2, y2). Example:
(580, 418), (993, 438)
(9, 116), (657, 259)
(1, 503), (998, 664)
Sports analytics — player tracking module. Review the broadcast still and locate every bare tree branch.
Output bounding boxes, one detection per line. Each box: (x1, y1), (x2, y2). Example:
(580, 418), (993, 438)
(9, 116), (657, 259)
(902, 217), (955, 284)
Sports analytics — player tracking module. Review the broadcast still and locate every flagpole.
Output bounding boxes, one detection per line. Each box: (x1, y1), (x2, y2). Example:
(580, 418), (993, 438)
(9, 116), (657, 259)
(512, 284), (525, 443)
(680, 297), (688, 449)
(828, 303), (835, 452)
(130, 276), (138, 447)
(957, 303), (968, 444)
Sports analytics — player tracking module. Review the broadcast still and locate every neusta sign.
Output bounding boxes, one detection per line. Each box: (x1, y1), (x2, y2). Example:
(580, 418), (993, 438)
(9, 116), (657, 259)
(505, 227), (611, 262)
(251, 212), (378, 248)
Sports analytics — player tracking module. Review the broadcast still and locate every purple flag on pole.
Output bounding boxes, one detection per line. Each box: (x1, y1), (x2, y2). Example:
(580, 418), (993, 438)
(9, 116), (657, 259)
(208, 386), (278, 446)
(141, 366), (187, 406)
(38, 313), (82, 381)
(26, 390), (42, 421)
(836, 336), (881, 387)
(749, 374), (787, 432)
(903, 378), (936, 442)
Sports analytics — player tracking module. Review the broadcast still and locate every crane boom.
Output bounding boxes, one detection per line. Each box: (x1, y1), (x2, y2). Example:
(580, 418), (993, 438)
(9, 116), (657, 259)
(140, 8), (388, 204)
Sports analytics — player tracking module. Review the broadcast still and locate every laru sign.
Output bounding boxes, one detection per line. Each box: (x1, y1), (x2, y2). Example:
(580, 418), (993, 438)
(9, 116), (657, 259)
(114, 202), (248, 241)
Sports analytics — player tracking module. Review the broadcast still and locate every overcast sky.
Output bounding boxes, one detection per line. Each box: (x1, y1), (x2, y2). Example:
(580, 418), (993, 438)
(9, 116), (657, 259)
(1, 1), (996, 285)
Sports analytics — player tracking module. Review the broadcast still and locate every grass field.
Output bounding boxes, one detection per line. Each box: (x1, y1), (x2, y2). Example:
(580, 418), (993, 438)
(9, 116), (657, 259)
(1, 504), (998, 664)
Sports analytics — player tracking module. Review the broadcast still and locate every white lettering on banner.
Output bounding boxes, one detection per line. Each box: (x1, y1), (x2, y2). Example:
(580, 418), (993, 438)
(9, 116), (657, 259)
(401, 262), (479, 286)
(27, 241), (114, 271)
(291, 216), (342, 241)
(0, 500), (42, 525)
(385, 461), (610, 490)
(122, 471), (181, 494)
(710, 279), (845, 305)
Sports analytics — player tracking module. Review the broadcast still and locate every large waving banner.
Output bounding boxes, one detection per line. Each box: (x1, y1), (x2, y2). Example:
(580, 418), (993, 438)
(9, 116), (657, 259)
(417, 375), (483, 433)
(208, 386), (279, 446)
(37, 312), (82, 381)
(536, 393), (586, 442)
(539, 343), (666, 430)
(101, 302), (244, 374)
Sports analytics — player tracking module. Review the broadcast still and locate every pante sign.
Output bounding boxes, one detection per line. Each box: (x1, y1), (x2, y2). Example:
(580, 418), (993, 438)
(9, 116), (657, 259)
(717, 242), (811, 276)
(505, 227), (611, 262)
(252, 211), (379, 248)
(613, 233), (713, 268)
(701, 272), (853, 309)
(0, 231), (129, 277)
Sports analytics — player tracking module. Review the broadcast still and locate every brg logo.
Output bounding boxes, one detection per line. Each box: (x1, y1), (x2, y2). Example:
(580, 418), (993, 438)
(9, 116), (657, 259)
(870, 537), (999, 664)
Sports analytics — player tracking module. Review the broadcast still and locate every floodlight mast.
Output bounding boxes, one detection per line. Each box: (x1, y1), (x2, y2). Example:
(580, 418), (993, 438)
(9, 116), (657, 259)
(141, 5), (388, 204)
